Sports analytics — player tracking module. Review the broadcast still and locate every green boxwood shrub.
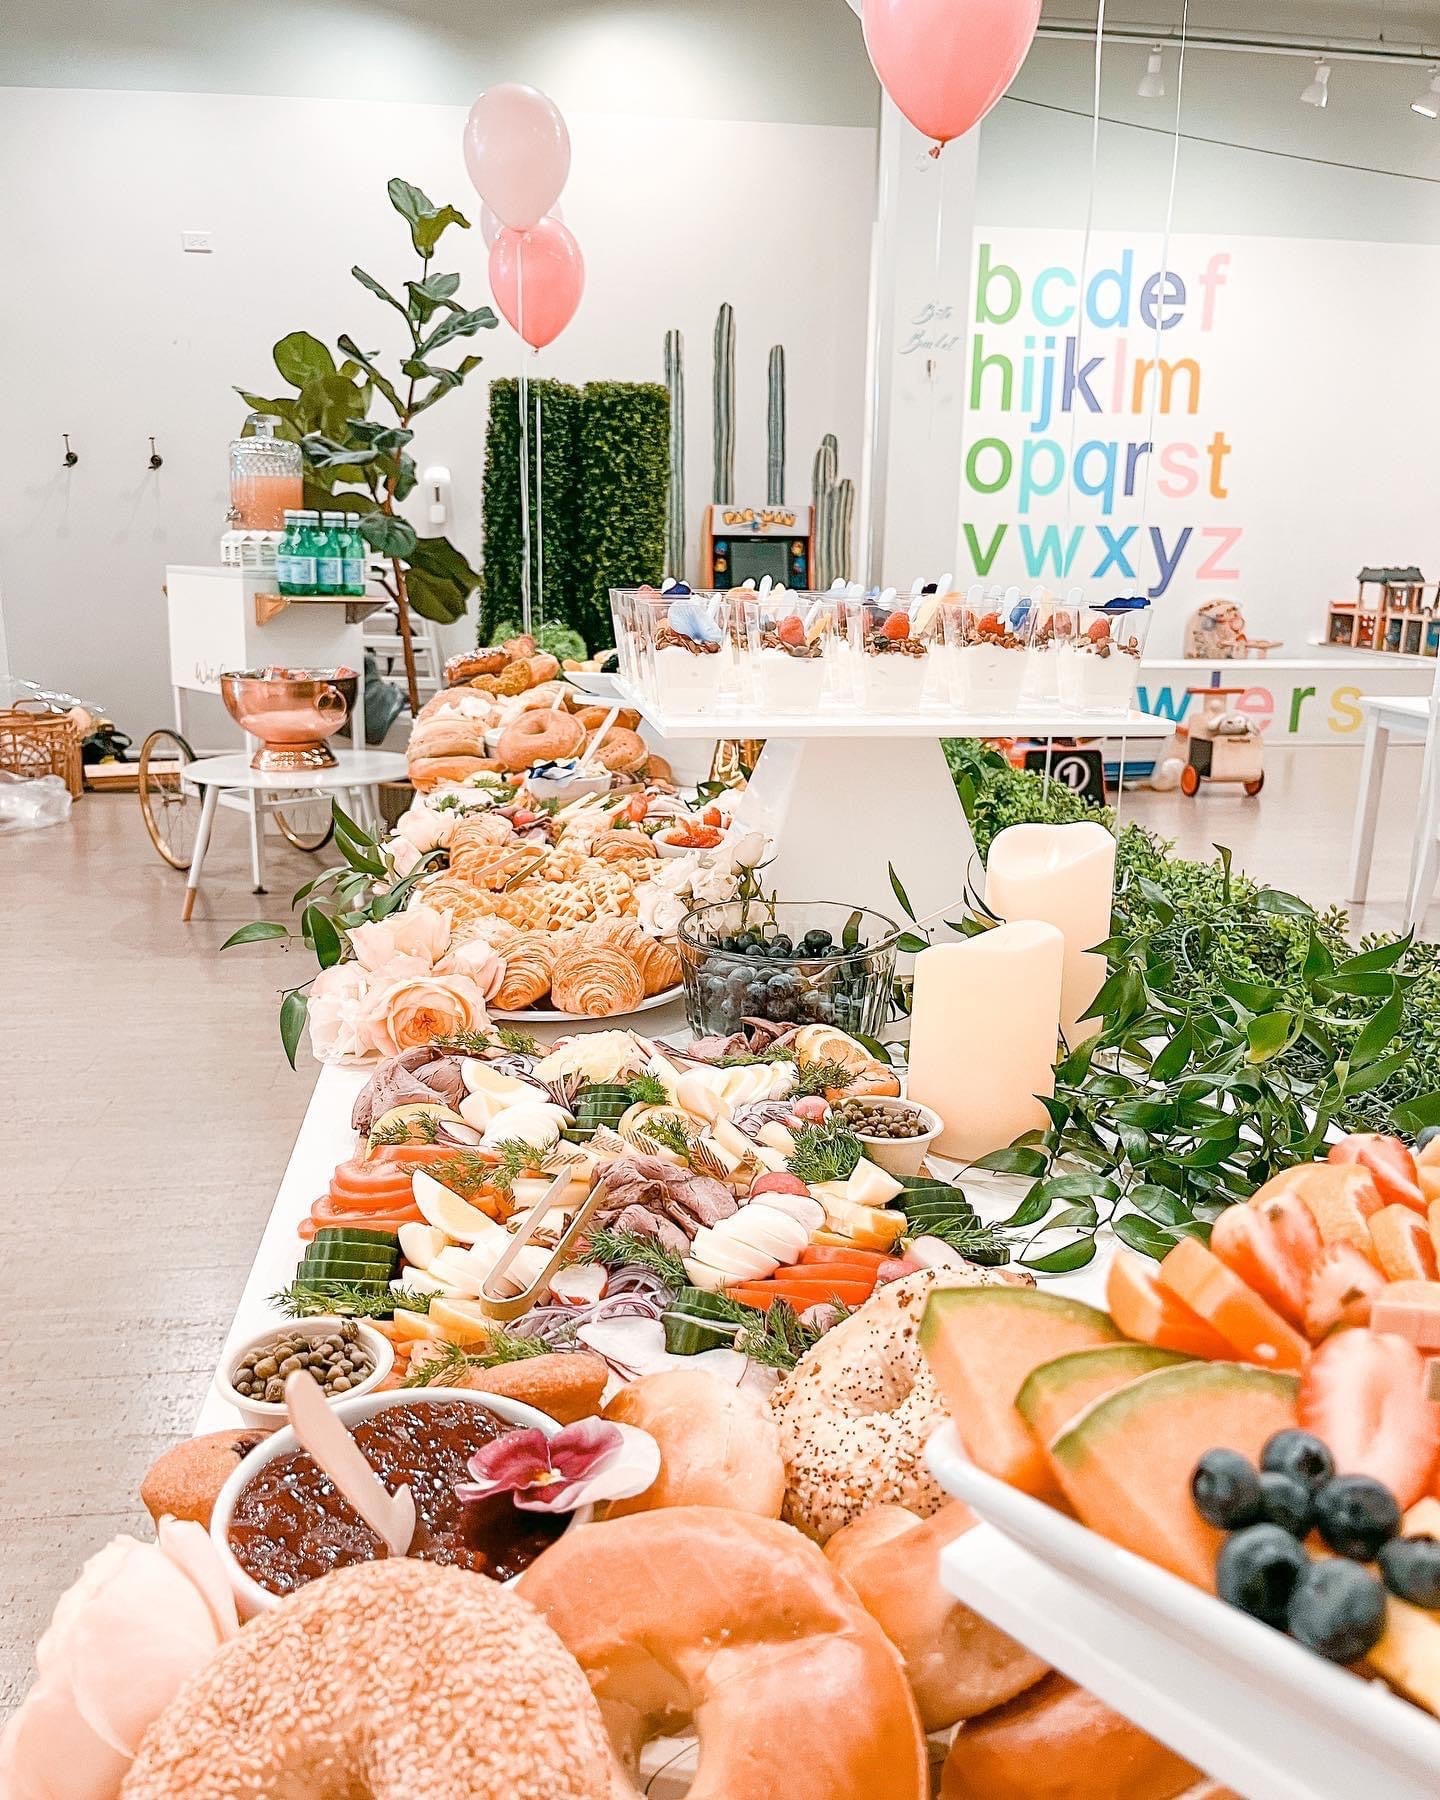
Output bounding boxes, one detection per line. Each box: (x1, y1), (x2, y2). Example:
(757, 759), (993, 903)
(478, 378), (582, 644)
(576, 381), (669, 652)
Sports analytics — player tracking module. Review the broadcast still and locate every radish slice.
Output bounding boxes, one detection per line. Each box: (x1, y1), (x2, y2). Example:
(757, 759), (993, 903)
(435, 1119), (485, 1147)
(549, 1264), (607, 1307)
(878, 1254), (924, 1284)
(576, 1317), (674, 1379)
(910, 1235), (967, 1270)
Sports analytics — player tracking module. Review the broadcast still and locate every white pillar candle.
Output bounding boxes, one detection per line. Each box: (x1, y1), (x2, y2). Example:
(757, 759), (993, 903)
(907, 921), (1065, 1161)
(984, 821), (1117, 1047)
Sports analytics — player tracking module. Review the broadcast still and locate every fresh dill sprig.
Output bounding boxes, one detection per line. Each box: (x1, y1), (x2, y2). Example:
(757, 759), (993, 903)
(907, 1215), (1011, 1265)
(579, 1226), (688, 1290)
(430, 1028), (501, 1055)
(634, 1113), (698, 1159)
(786, 1120), (863, 1185)
(401, 1329), (553, 1388)
(270, 1281), (435, 1320)
(497, 1026), (542, 1057)
(487, 1137), (554, 1195)
(699, 1292), (834, 1371)
(368, 1111), (441, 1148)
(625, 1072), (671, 1105)
(792, 1057), (856, 1099)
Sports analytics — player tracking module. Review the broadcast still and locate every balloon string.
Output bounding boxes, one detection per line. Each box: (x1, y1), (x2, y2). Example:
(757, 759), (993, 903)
(517, 244), (532, 637)
(1065, 0), (1107, 557)
(1138, 0), (1189, 558)
(534, 384), (544, 635)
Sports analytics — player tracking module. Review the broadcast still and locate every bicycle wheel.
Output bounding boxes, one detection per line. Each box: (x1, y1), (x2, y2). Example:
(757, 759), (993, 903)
(137, 729), (200, 870)
(272, 794), (336, 853)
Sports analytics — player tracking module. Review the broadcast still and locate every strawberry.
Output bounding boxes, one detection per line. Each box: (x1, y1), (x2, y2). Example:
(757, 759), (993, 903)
(1210, 1187), (1322, 1329)
(702, 806), (722, 826)
(1329, 1133), (1425, 1214)
(978, 611), (1002, 635)
(1087, 617), (1112, 642)
(777, 614), (807, 648)
(1302, 1243), (1386, 1340)
(1298, 1327), (1440, 1507)
(881, 612), (910, 641)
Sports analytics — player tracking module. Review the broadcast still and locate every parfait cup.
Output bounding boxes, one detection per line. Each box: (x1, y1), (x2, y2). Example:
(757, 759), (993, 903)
(1056, 595), (1153, 717)
(630, 589), (736, 715)
(944, 586), (1038, 716)
(741, 591), (838, 717)
(856, 590), (946, 716)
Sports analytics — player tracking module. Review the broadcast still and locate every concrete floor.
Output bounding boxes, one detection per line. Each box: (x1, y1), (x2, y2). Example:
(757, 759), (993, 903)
(0, 744), (1431, 1718)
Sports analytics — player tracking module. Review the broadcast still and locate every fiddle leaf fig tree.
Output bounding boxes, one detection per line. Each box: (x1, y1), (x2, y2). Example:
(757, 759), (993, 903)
(237, 177), (496, 707)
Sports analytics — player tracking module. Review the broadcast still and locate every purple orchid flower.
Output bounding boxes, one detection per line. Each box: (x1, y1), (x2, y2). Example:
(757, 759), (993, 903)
(454, 1417), (660, 1513)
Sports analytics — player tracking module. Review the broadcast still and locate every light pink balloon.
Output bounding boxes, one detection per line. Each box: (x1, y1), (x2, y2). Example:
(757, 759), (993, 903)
(481, 200), (562, 249)
(464, 83), (570, 231)
(862, 0), (1041, 148)
(489, 219), (585, 349)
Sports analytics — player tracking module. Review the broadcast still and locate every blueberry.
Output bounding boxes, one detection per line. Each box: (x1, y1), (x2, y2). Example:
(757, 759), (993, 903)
(1261, 1430), (1335, 1496)
(1287, 1559), (1387, 1662)
(1417, 1125), (1440, 1150)
(1314, 1475), (1402, 1560)
(743, 981), (768, 1008)
(806, 929), (833, 950)
(1378, 1535), (1440, 1607)
(770, 935), (793, 955)
(1216, 1524), (1310, 1628)
(1191, 1450), (1264, 1530)
(1259, 1471), (1314, 1538)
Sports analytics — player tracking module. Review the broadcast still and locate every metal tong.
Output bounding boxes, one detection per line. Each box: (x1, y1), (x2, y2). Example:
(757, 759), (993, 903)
(477, 1164), (609, 1321)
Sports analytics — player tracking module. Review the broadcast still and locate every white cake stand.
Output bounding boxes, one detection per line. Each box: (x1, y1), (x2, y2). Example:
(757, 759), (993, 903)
(617, 682), (1170, 928)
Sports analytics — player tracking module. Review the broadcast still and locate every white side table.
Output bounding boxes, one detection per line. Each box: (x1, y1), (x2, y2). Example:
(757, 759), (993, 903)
(180, 750), (408, 921)
(1346, 695), (1429, 904)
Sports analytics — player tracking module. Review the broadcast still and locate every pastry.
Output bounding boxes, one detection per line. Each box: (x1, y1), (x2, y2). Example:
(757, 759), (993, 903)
(140, 1429), (272, 1529)
(588, 829), (659, 865)
(492, 931), (560, 1009)
(443, 648), (508, 684)
(601, 1371), (785, 1518)
(408, 755), (503, 791)
(549, 944), (644, 1017)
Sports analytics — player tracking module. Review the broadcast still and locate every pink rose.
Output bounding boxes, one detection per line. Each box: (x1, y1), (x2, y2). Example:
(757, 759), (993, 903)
(358, 970), (491, 1056)
(306, 960), (370, 1062)
(438, 937), (507, 1000)
(0, 1521), (236, 1800)
(388, 836), (422, 879)
(348, 904), (450, 973)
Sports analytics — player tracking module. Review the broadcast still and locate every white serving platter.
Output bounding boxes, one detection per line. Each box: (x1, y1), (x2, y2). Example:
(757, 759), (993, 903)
(492, 984), (683, 1024)
(927, 1423), (1440, 1800)
(562, 670), (619, 698)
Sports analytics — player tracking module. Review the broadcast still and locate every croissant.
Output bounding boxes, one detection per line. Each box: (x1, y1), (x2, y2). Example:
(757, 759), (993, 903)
(492, 931), (560, 1010)
(583, 919), (680, 997)
(549, 944), (645, 1018)
(589, 830), (659, 865)
(449, 812), (516, 857)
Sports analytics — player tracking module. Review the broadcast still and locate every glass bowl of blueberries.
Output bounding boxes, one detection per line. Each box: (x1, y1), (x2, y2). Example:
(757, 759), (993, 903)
(677, 900), (900, 1039)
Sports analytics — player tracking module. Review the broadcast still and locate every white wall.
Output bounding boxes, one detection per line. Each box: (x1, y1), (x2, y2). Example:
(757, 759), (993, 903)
(0, 86), (874, 729)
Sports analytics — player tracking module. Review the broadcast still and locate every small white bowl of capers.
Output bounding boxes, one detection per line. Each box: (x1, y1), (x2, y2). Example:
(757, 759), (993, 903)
(216, 1316), (394, 1428)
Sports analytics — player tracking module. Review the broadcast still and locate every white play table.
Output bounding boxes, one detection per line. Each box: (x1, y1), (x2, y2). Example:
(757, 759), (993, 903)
(614, 678), (1170, 924)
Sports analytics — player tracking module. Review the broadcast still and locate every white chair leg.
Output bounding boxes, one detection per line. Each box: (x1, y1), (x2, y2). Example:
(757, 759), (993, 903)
(182, 784), (220, 923)
(1346, 714), (1387, 904)
(1407, 824), (1440, 935)
(247, 791), (266, 894)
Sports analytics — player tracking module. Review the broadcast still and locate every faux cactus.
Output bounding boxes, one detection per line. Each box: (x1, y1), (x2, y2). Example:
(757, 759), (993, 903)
(664, 327), (686, 580)
(767, 345), (786, 505)
(712, 302), (735, 504)
(812, 433), (838, 588)
(831, 477), (855, 582)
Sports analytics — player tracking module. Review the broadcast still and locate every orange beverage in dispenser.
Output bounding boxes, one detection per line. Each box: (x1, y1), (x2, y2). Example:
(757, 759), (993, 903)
(231, 470), (303, 531)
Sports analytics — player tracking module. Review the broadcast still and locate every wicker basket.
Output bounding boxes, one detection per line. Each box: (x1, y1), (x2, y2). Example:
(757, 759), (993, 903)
(0, 701), (83, 797)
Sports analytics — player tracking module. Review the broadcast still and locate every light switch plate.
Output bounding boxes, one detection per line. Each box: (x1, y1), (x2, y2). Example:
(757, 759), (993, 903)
(181, 229), (214, 253)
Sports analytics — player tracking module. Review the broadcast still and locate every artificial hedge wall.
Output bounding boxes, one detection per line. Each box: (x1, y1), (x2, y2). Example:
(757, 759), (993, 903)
(478, 377), (668, 653)
(478, 379), (582, 645)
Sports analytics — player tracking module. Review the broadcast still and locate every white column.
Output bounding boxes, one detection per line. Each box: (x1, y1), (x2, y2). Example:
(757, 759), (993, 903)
(859, 95), (980, 588)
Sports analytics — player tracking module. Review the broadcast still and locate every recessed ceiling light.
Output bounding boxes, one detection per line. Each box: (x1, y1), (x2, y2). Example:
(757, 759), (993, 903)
(1301, 59), (1331, 108)
(1412, 69), (1440, 117)
(1138, 47), (1165, 99)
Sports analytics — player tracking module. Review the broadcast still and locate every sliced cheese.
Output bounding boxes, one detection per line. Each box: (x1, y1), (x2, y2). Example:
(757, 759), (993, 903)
(757, 1122), (798, 1156)
(391, 1268), (453, 1297)
(819, 1197), (907, 1250)
(726, 1204), (809, 1263)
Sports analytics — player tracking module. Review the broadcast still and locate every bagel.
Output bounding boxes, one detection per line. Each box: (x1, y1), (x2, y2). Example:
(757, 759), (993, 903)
(521, 1507), (928, 1800)
(496, 710), (587, 772)
(121, 1559), (626, 1800)
(444, 648), (508, 683)
(408, 718), (488, 760)
(139, 1429), (271, 1530)
(409, 754), (503, 791)
(527, 653), (561, 685)
(587, 727), (649, 775)
(769, 1267), (1025, 1542)
(824, 1502), (1047, 1728)
(512, 681), (574, 714)
(940, 1673), (1211, 1800)
(600, 1369), (785, 1519)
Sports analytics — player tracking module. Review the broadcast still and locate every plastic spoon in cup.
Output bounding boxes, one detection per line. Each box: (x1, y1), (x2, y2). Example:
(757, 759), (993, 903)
(284, 1370), (416, 1557)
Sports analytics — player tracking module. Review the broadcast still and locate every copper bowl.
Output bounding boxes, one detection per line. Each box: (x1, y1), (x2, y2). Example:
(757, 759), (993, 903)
(220, 668), (358, 771)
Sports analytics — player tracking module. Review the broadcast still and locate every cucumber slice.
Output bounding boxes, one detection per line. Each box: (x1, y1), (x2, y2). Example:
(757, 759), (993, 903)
(662, 1287), (743, 1355)
(300, 1244), (397, 1273)
(575, 1082), (633, 1128)
(310, 1226), (399, 1248)
(298, 1252), (396, 1282)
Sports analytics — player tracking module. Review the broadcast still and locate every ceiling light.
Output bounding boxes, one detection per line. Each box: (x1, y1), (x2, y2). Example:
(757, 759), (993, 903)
(1301, 59), (1330, 108)
(1413, 69), (1440, 117)
(1137, 47), (1165, 99)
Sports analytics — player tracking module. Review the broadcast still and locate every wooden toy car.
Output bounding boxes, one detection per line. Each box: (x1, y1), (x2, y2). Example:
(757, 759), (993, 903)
(1179, 687), (1264, 797)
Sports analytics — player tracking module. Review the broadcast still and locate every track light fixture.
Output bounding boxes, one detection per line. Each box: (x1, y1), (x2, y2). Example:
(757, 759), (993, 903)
(1137, 46), (1165, 99)
(1413, 69), (1440, 117)
(1300, 59), (1330, 108)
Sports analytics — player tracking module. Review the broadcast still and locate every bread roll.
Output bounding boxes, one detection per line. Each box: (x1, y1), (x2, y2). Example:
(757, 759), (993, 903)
(825, 1502), (1047, 1729)
(941, 1673), (1208, 1800)
(140, 1428), (271, 1528)
(601, 1369), (785, 1519)
(455, 1350), (608, 1425)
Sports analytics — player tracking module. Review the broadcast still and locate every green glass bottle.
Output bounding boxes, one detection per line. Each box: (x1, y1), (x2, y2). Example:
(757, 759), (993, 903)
(317, 512), (344, 596)
(338, 517), (367, 597)
(292, 511), (322, 595)
(276, 510), (303, 596)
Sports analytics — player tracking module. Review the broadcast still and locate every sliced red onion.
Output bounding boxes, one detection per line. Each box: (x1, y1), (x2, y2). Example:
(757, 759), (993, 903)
(435, 1119), (485, 1147)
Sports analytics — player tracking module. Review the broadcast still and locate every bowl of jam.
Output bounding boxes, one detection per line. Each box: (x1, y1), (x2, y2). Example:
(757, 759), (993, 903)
(211, 1388), (576, 1618)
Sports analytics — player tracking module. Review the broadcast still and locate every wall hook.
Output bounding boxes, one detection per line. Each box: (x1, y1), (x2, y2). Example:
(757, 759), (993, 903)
(148, 436), (164, 471)
(62, 434), (78, 468)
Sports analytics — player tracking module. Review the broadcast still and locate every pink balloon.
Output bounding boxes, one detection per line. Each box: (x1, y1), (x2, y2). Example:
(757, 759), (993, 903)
(464, 83), (570, 231)
(862, 0), (1041, 148)
(489, 219), (585, 350)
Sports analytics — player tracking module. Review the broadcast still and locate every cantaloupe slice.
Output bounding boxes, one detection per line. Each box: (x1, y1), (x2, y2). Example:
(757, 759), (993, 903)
(1294, 1164), (1384, 1265)
(1156, 1238), (1309, 1372)
(1048, 1361), (1299, 1588)
(920, 1287), (1122, 1495)
(1106, 1252), (1234, 1359)
(1016, 1343), (1190, 1457)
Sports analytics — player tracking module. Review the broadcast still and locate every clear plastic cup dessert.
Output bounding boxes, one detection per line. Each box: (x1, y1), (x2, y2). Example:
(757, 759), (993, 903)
(943, 586), (1038, 713)
(741, 591), (837, 715)
(608, 587), (641, 690)
(851, 590), (946, 715)
(629, 589), (736, 714)
(1055, 595), (1152, 716)
(1020, 588), (1074, 713)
